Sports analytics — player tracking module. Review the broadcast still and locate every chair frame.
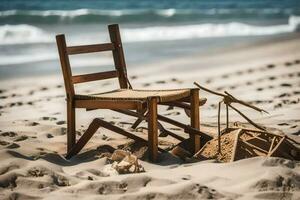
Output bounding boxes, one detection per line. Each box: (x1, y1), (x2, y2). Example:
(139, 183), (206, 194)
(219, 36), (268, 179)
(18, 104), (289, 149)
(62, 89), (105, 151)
(56, 24), (211, 162)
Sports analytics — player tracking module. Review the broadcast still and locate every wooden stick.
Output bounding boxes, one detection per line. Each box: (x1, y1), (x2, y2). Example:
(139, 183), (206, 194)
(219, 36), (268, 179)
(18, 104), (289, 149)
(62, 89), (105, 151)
(218, 101), (222, 154)
(224, 91), (269, 114)
(194, 82), (226, 97)
(228, 104), (266, 131)
(230, 129), (243, 162)
(226, 104), (229, 129)
(243, 140), (269, 154)
(66, 118), (165, 159)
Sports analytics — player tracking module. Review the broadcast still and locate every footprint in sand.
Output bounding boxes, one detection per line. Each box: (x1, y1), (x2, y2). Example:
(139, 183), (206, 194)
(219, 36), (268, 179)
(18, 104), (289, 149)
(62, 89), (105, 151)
(277, 123), (289, 126)
(39, 87), (48, 91)
(0, 95), (7, 99)
(284, 62), (292, 66)
(293, 91), (300, 95)
(0, 140), (10, 145)
(41, 116), (57, 121)
(216, 87), (224, 91)
(1, 132), (18, 137)
(14, 135), (28, 142)
(256, 87), (264, 91)
(46, 133), (54, 138)
(56, 120), (66, 125)
(288, 73), (294, 78)
(28, 90), (35, 95)
(205, 79), (212, 84)
(294, 59), (300, 64)
(266, 64), (276, 69)
(7, 143), (20, 149)
(155, 80), (166, 84)
(142, 83), (151, 87)
(27, 101), (34, 105)
(221, 74), (229, 79)
(130, 75), (138, 80)
(247, 69), (254, 73)
(280, 83), (292, 87)
(268, 76), (276, 80)
(236, 71), (244, 75)
(26, 122), (39, 126)
(277, 93), (291, 98)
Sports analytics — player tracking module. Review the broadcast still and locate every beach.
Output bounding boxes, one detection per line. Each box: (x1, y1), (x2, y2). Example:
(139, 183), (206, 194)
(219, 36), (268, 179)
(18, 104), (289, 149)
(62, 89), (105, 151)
(0, 32), (299, 199)
(1, 0), (300, 199)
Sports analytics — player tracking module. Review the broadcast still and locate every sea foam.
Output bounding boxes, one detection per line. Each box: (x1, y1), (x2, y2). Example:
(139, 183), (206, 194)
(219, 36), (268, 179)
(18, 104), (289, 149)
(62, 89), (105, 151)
(0, 16), (299, 45)
(0, 24), (51, 45)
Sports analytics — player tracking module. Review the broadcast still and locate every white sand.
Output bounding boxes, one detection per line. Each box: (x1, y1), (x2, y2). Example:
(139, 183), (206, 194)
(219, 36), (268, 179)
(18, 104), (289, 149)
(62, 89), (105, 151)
(0, 34), (300, 199)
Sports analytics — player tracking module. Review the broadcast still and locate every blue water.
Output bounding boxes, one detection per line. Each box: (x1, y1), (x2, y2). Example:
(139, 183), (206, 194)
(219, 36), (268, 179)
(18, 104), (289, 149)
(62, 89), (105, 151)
(0, 0), (300, 79)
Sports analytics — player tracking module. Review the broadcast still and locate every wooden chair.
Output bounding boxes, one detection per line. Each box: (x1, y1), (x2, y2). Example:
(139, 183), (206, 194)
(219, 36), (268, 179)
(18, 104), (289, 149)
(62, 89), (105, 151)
(56, 24), (210, 162)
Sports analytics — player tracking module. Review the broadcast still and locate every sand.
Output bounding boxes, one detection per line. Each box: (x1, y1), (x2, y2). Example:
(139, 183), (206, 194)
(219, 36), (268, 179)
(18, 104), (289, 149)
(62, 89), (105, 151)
(0, 34), (300, 199)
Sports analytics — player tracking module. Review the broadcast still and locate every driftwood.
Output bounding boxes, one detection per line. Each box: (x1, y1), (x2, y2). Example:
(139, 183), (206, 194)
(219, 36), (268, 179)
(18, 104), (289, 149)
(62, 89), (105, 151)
(194, 82), (269, 154)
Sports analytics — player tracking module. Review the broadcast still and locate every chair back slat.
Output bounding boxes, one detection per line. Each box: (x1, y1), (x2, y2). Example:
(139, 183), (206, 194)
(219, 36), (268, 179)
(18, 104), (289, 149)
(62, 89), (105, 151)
(108, 24), (129, 89)
(56, 24), (130, 98)
(72, 70), (118, 84)
(67, 43), (115, 55)
(56, 34), (75, 98)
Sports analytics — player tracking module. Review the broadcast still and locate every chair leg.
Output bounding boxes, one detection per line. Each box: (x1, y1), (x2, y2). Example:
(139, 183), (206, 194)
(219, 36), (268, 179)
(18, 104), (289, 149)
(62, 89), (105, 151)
(67, 100), (76, 154)
(148, 97), (158, 162)
(190, 89), (201, 154)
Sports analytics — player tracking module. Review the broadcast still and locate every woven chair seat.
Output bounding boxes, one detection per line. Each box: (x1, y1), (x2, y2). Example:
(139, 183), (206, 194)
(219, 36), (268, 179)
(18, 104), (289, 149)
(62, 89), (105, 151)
(75, 89), (191, 103)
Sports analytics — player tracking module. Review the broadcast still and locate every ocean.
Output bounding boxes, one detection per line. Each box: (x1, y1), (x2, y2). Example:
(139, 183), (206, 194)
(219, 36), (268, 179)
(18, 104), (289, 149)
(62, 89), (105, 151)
(0, 0), (300, 79)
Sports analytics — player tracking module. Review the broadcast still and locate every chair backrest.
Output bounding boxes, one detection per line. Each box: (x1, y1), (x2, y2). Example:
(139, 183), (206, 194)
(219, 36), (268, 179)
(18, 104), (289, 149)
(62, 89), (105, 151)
(56, 24), (130, 99)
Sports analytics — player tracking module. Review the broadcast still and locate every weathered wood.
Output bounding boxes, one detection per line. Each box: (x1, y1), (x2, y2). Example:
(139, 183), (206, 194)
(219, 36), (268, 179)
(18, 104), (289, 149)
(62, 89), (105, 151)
(268, 136), (285, 156)
(57, 25), (206, 162)
(56, 34), (75, 97)
(243, 140), (269, 154)
(113, 109), (212, 141)
(131, 109), (147, 129)
(66, 118), (165, 159)
(75, 100), (141, 110)
(218, 101), (222, 153)
(108, 24), (129, 89)
(190, 89), (201, 154)
(228, 104), (266, 131)
(67, 100), (76, 153)
(72, 70), (118, 84)
(148, 97), (159, 162)
(230, 129), (243, 162)
(226, 104), (229, 129)
(67, 43), (115, 55)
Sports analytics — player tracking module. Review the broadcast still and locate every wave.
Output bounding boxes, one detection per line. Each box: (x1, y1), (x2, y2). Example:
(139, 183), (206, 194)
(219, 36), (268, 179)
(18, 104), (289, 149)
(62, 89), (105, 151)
(0, 8), (298, 24)
(0, 16), (299, 45)
(123, 15), (300, 42)
(0, 24), (51, 44)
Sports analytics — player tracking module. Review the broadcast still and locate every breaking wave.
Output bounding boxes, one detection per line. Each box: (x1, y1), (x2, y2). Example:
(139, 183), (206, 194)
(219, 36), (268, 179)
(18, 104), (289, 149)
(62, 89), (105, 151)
(0, 8), (298, 24)
(1, 16), (299, 45)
